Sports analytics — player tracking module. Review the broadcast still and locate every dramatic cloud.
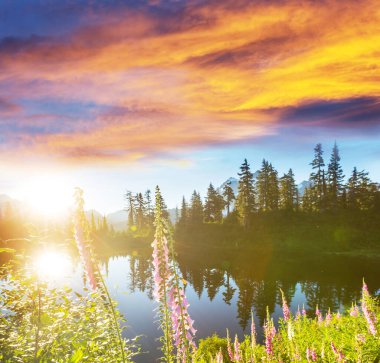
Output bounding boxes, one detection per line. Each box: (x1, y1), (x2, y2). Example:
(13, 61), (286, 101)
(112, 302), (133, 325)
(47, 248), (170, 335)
(0, 0), (379, 164)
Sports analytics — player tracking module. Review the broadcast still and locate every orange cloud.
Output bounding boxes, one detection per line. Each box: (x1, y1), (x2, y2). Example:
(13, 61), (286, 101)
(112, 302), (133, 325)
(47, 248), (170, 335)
(0, 0), (379, 164)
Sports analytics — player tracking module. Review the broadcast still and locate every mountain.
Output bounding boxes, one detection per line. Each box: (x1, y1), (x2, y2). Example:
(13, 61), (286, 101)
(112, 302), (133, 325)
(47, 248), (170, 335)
(297, 180), (311, 197)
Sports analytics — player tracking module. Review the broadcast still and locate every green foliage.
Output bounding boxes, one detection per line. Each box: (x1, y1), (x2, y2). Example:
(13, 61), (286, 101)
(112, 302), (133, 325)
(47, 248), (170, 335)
(192, 289), (380, 362)
(0, 264), (137, 363)
(194, 335), (229, 362)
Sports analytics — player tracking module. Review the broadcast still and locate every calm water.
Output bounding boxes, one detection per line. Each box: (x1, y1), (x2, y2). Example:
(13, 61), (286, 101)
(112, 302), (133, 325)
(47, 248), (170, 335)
(32, 246), (380, 362)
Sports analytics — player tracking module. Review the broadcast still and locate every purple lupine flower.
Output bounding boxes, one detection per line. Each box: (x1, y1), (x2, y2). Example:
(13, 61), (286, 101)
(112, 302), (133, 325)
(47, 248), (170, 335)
(306, 347), (311, 362)
(336, 311), (341, 319)
(281, 290), (290, 321)
(331, 341), (338, 356)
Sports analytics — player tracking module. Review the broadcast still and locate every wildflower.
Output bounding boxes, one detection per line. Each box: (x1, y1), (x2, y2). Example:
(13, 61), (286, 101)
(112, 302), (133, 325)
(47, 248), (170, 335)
(315, 305), (323, 323)
(264, 319), (276, 356)
(336, 311), (341, 319)
(234, 335), (240, 362)
(287, 321), (294, 340)
(250, 311), (256, 348)
(280, 289), (290, 321)
(74, 188), (97, 290)
(227, 330), (234, 361)
(296, 306), (301, 320)
(325, 308), (332, 325)
(302, 304), (307, 317)
(356, 334), (366, 343)
(307, 347), (317, 361)
(361, 281), (377, 336)
(349, 304), (359, 317)
(215, 350), (223, 363)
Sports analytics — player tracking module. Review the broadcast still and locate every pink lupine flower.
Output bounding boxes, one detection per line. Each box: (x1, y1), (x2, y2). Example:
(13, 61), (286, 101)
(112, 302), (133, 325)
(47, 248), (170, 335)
(250, 312), (256, 347)
(226, 331), (234, 361)
(302, 304), (307, 317)
(311, 349), (317, 361)
(331, 341), (345, 361)
(307, 347), (317, 362)
(74, 218), (97, 290)
(281, 290), (290, 321)
(296, 306), (301, 320)
(264, 320), (276, 356)
(336, 311), (341, 319)
(233, 335), (240, 362)
(350, 304), (359, 317)
(215, 350), (223, 363)
(315, 306), (323, 323)
(325, 309), (332, 325)
(361, 282), (377, 336)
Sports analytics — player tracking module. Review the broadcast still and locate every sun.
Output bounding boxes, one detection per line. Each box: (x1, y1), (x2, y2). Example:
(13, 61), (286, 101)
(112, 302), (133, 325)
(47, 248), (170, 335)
(23, 174), (75, 218)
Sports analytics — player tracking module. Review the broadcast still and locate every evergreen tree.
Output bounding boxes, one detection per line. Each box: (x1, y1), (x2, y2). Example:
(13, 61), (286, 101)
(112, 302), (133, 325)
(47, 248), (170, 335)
(223, 181), (235, 216)
(256, 160), (279, 211)
(125, 190), (136, 229)
(309, 143), (326, 211)
(301, 187), (313, 212)
(347, 167), (377, 210)
(279, 169), (298, 210)
(327, 142), (345, 209)
(189, 191), (204, 224)
(268, 163), (279, 210)
(155, 188), (170, 221)
(144, 189), (154, 226)
(102, 215), (109, 232)
(204, 183), (225, 223)
(178, 196), (188, 227)
(135, 192), (146, 230)
(236, 159), (256, 228)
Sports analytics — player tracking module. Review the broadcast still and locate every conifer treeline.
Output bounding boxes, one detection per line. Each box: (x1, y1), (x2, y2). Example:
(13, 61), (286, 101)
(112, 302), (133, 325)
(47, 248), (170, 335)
(117, 142), (379, 233)
(178, 142), (379, 229)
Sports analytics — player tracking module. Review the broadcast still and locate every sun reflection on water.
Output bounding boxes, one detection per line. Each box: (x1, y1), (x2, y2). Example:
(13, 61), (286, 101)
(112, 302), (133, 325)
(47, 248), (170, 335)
(33, 250), (72, 281)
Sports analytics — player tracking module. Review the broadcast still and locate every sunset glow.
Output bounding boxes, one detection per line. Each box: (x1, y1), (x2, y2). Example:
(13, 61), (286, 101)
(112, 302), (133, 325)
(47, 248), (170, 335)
(0, 0), (379, 210)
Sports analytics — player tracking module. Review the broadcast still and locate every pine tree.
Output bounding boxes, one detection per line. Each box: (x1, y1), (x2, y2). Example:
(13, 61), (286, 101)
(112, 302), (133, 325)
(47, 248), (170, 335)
(327, 142), (345, 210)
(268, 163), (279, 210)
(301, 187), (313, 212)
(279, 169), (298, 210)
(347, 167), (377, 210)
(256, 160), (279, 211)
(189, 191), (204, 224)
(309, 143), (326, 211)
(178, 196), (188, 227)
(125, 190), (135, 229)
(135, 192), (146, 230)
(236, 159), (256, 228)
(90, 212), (97, 233)
(223, 181), (235, 216)
(144, 189), (154, 227)
(204, 183), (225, 223)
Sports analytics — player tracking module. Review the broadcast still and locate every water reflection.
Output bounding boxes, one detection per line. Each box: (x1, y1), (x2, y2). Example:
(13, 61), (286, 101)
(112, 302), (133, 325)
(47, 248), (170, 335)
(99, 246), (379, 330)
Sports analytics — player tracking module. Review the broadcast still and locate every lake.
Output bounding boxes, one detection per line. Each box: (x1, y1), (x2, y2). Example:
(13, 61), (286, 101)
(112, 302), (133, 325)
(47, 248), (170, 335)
(35, 245), (380, 363)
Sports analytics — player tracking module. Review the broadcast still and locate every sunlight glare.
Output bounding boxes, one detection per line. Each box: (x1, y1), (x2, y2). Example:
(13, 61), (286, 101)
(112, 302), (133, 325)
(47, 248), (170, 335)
(33, 251), (72, 280)
(23, 174), (74, 218)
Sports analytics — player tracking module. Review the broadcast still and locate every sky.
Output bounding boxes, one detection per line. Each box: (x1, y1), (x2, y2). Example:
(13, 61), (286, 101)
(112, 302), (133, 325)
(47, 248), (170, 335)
(0, 0), (379, 214)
